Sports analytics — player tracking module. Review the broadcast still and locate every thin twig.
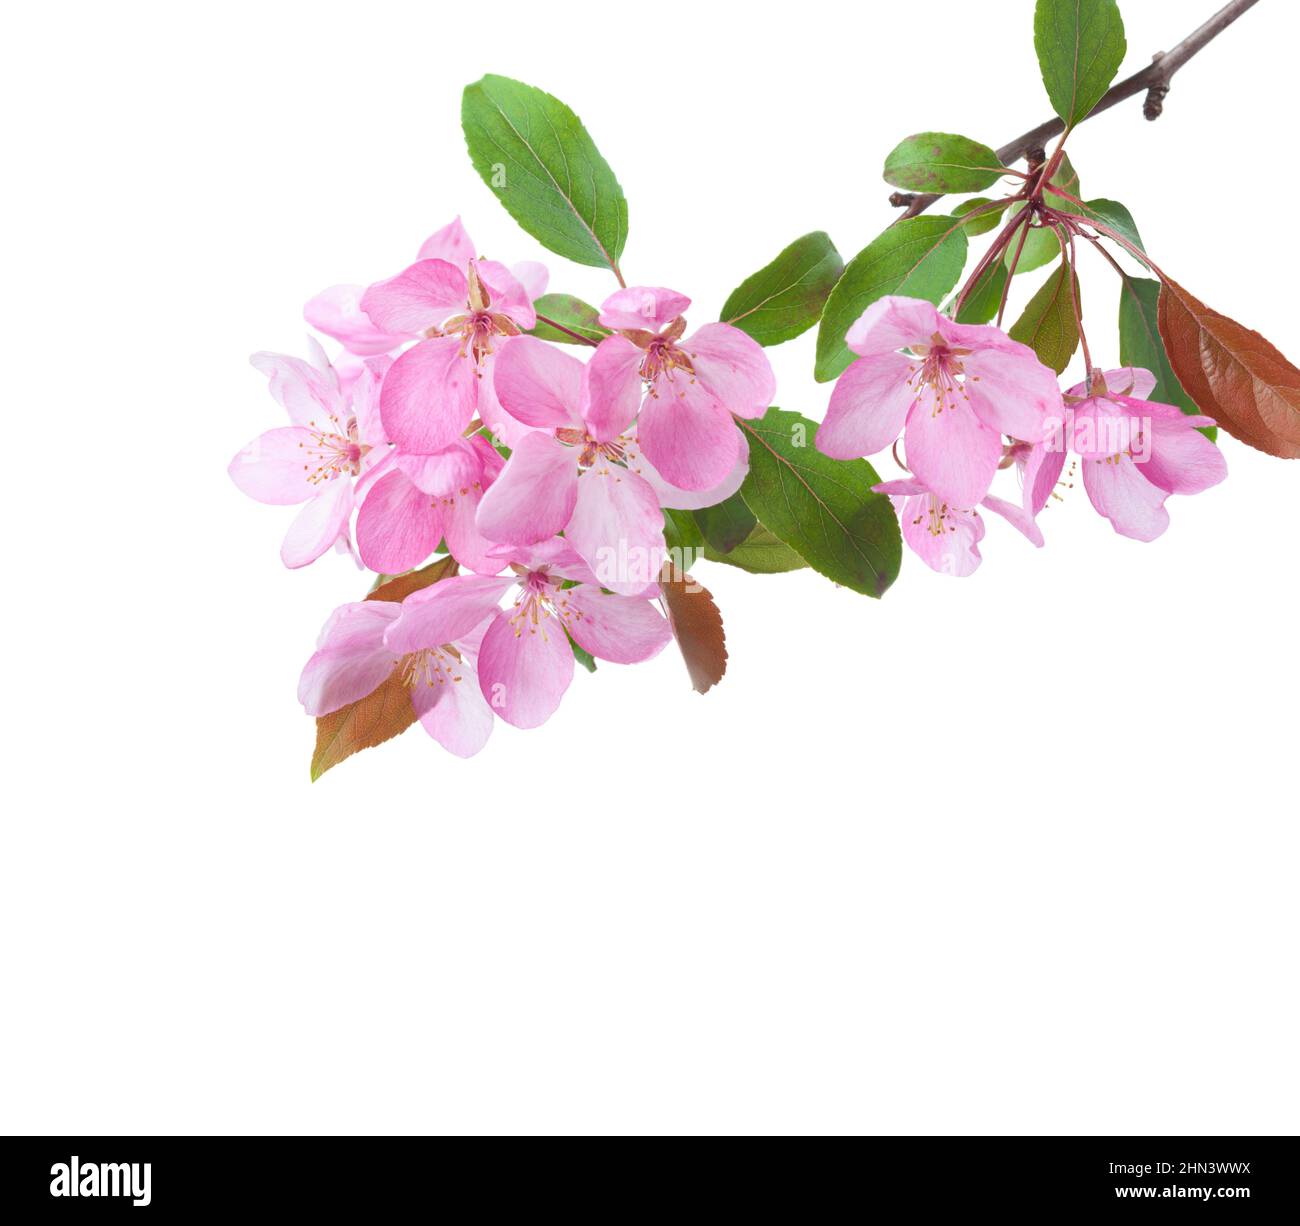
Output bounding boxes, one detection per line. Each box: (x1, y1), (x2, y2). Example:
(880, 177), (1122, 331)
(893, 0), (1261, 221)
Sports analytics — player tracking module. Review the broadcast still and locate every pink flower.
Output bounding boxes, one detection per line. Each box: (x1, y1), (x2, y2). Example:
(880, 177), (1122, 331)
(355, 434), (505, 575)
(359, 221), (544, 454)
(383, 539), (672, 730)
(304, 217), (548, 361)
(588, 286), (775, 491)
(875, 477), (1043, 578)
(298, 597), (494, 759)
(1027, 368), (1227, 542)
(229, 341), (386, 568)
(818, 296), (1061, 508)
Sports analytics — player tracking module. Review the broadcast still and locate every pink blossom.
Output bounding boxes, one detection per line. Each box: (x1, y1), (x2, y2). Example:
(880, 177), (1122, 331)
(229, 341), (386, 568)
(587, 286), (775, 491)
(359, 220), (545, 454)
(818, 296), (1061, 508)
(298, 597), (494, 759)
(1049, 368), (1227, 541)
(355, 434), (505, 575)
(875, 477), (1043, 578)
(383, 539), (672, 730)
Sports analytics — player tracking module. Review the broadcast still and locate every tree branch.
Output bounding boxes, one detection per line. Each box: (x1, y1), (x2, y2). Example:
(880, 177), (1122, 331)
(892, 0), (1262, 221)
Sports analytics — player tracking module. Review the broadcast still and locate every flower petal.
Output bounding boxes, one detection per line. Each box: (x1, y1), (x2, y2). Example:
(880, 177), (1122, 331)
(360, 259), (468, 333)
(684, 323), (776, 420)
(476, 604), (574, 729)
(562, 585), (672, 663)
(896, 492), (984, 577)
(981, 494), (1045, 546)
(384, 574), (514, 656)
(817, 351), (916, 459)
(281, 475), (354, 569)
(598, 286), (691, 332)
(477, 260), (536, 329)
(581, 335), (644, 441)
(297, 601), (401, 716)
(962, 341), (1061, 442)
(303, 285), (410, 356)
(632, 431), (749, 510)
(1081, 454), (1170, 541)
(379, 336), (477, 454)
(416, 217), (476, 266)
(566, 469), (666, 595)
(229, 427), (318, 505)
(250, 350), (346, 428)
(412, 656), (494, 757)
(492, 334), (584, 429)
(476, 431), (578, 545)
(846, 296), (941, 357)
(510, 260), (549, 302)
(1019, 440), (1067, 516)
(1141, 413), (1228, 496)
(355, 470), (443, 574)
(904, 391), (1002, 508)
(637, 378), (740, 491)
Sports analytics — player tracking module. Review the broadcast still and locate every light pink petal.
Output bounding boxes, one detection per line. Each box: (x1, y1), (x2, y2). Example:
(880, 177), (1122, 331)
(384, 574), (514, 656)
(873, 477), (928, 496)
(632, 431), (749, 510)
(1081, 454), (1170, 541)
(379, 336), (477, 454)
(250, 350), (345, 427)
(229, 426), (317, 505)
(416, 217), (476, 266)
(395, 439), (482, 496)
(637, 377), (740, 491)
(563, 585), (672, 663)
(904, 391), (1002, 508)
(1019, 440), (1067, 516)
(360, 259), (468, 334)
(351, 359), (389, 446)
(963, 343), (1061, 442)
(566, 469), (667, 595)
(303, 285), (410, 356)
(1141, 415), (1228, 496)
(1068, 397), (1139, 460)
(846, 296), (942, 357)
(580, 335), (644, 441)
(297, 601), (401, 716)
(684, 323), (776, 420)
(817, 351), (916, 459)
(598, 286), (691, 332)
(412, 656), (494, 758)
(492, 334), (584, 429)
(477, 260), (536, 329)
(493, 539), (600, 585)
(1101, 367), (1157, 400)
(442, 484), (510, 575)
(475, 431), (578, 545)
(476, 604), (574, 729)
(281, 475), (354, 569)
(355, 470), (443, 574)
(981, 494), (1045, 546)
(511, 260), (549, 302)
(896, 492), (984, 577)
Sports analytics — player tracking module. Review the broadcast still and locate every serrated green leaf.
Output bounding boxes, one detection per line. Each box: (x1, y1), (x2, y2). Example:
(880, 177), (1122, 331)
(528, 293), (610, 345)
(461, 74), (628, 272)
(737, 408), (901, 597)
(884, 132), (1008, 193)
(1118, 276), (1215, 439)
(1073, 197), (1145, 253)
(702, 524), (809, 574)
(721, 231), (844, 347)
(1009, 259), (1081, 374)
(815, 216), (967, 382)
(954, 261), (1009, 325)
(693, 492), (757, 554)
(1034, 0), (1127, 128)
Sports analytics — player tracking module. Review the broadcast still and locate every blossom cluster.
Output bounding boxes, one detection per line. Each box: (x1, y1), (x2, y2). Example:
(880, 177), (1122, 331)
(232, 217), (1227, 765)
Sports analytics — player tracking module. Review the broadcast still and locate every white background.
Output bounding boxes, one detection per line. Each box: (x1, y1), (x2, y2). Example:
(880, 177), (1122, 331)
(3, 0), (1296, 1135)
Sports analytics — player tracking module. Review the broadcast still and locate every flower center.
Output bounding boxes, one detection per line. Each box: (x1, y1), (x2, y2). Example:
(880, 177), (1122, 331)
(555, 428), (628, 470)
(505, 569), (584, 643)
(399, 645), (464, 688)
(300, 415), (366, 485)
(640, 337), (695, 392)
(907, 334), (975, 418)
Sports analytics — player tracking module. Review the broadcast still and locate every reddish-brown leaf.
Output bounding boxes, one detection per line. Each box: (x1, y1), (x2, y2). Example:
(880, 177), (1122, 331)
(658, 563), (727, 695)
(1157, 279), (1300, 459)
(310, 555), (461, 780)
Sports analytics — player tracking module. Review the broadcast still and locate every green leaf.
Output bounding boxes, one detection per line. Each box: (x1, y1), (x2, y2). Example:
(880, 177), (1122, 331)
(883, 132), (1008, 193)
(693, 493), (757, 554)
(703, 524), (809, 574)
(721, 231), (844, 347)
(954, 261), (1009, 325)
(662, 507), (704, 554)
(737, 408), (901, 597)
(528, 293), (610, 345)
(1073, 197), (1145, 253)
(954, 197), (1010, 237)
(567, 630), (598, 672)
(1034, 0), (1127, 128)
(1008, 259), (1081, 374)
(815, 216), (967, 382)
(1118, 276), (1215, 439)
(461, 74), (628, 273)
